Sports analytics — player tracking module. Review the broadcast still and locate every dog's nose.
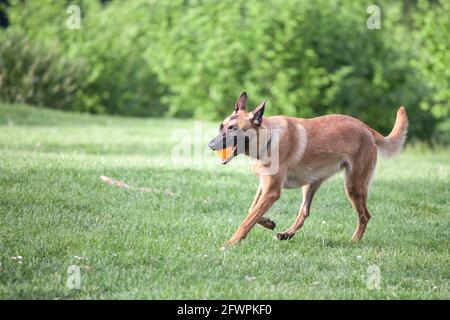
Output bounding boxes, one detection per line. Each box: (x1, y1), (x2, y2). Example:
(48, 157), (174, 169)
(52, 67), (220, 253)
(208, 140), (216, 151)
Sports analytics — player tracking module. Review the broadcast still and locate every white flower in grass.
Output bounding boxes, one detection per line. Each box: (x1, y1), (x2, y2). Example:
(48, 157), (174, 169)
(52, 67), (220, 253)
(357, 255), (362, 259)
(244, 276), (256, 282)
(321, 221), (326, 224)
(12, 256), (23, 264)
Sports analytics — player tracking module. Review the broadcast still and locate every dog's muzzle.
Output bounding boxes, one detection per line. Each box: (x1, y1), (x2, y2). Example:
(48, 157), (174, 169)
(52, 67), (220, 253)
(208, 133), (241, 164)
(208, 130), (248, 164)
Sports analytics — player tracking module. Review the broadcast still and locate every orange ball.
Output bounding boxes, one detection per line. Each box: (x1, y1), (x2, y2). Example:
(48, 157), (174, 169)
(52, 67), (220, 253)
(216, 146), (233, 161)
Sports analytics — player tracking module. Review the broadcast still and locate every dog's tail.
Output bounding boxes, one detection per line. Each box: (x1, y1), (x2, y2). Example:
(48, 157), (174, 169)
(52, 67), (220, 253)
(370, 106), (408, 158)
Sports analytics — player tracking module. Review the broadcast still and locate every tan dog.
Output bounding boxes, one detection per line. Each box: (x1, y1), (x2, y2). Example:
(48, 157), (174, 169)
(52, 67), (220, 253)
(208, 92), (408, 248)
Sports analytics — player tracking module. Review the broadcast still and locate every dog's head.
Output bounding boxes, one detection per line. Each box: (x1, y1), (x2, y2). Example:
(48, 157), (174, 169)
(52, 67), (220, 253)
(208, 92), (267, 164)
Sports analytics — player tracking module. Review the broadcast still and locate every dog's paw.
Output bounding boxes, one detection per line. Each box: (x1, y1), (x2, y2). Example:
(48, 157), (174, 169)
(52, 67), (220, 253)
(276, 232), (293, 241)
(260, 218), (276, 230)
(265, 219), (276, 230)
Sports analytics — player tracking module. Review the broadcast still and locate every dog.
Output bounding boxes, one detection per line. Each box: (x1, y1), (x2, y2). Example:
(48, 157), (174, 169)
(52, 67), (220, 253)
(208, 92), (408, 248)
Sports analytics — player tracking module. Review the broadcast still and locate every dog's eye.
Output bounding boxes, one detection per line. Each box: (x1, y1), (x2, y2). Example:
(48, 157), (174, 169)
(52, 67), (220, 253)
(228, 125), (236, 130)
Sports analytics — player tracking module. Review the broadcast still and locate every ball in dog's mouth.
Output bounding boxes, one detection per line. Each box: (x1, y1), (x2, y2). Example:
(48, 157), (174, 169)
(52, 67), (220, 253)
(216, 146), (236, 164)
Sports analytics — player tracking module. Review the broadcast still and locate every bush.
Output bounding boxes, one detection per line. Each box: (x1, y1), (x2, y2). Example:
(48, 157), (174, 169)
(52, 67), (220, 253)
(0, 30), (86, 111)
(4, 0), (168, 116)
(1, 0), (449, 142)
(146, 0), (431, 139)
(414, 0), (450, 120)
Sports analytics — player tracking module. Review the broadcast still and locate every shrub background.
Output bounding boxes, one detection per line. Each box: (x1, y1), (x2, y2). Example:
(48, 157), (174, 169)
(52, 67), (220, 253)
(0, 0), (449, 142)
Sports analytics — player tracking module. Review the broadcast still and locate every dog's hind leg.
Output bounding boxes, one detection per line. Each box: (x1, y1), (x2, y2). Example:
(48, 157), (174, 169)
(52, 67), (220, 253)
(277, 180), (322, 240)
(345, 147), (377, 241)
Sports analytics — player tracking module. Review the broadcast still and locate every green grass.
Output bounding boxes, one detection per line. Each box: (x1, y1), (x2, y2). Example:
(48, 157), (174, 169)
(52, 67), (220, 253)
(0, 103), (449, 299)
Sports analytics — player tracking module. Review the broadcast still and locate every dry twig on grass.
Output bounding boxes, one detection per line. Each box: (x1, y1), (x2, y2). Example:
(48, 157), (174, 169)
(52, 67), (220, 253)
(100, 176), (175, 196)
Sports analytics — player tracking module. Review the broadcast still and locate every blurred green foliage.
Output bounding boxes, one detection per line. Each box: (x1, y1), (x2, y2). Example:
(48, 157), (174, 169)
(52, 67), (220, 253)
(0, 30), (87, 110)
(414, 0), (450, 120)
(2, 0), (168, 116)
(0, 0), (449, 142)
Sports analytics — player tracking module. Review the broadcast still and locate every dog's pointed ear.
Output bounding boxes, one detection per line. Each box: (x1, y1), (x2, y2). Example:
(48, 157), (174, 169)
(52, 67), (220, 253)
(250, 98), (267, 126)
(234, 91), (247, 112)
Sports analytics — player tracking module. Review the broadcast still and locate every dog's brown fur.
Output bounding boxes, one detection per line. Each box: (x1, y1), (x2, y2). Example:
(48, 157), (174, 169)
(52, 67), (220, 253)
(210, 92), (408, 248)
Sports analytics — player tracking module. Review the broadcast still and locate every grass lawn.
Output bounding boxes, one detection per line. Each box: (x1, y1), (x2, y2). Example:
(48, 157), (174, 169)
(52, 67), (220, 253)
(0, 103), (449, 299)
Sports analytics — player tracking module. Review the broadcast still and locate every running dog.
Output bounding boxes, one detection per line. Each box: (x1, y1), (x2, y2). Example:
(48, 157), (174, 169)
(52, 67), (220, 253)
(208, 92), (408, 247)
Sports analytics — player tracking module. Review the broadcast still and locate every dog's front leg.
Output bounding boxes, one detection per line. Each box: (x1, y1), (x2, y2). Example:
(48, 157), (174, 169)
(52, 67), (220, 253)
(225, 186), (281, 247)
(250, 184), (276, 230)
(249, 183), (262, 211)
